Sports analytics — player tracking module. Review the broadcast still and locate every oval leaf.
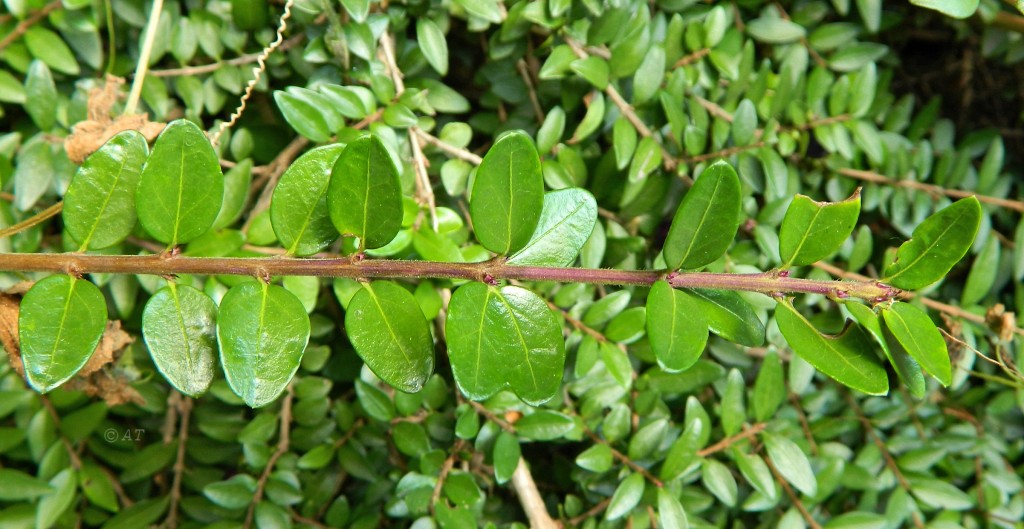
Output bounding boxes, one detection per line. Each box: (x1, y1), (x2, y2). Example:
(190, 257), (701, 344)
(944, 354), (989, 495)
(470, 131), (544, 255)
(606, 472), (645, 520)
(883, 197), (982, 290)
(137, 119), (225, 246)
(775, 300), (887, 395)
(271, 144), (345, 256)
(63, 131), (148, 250)
(657, 488), (690, 529)
(328, 135), (402, 250)
(880, 302), (950, 386)
(646, 281), (709, 372)
(346, 281), (435, 393)
(446, 283), (565, 405)
(142, 284), (218, 397)
(779, 188), (861, 267)
(417, 18), (449, 76)
(763, 432), (817, 496)
(507, 188), (598, 267)
(20, 275), (106, 393)
(664, 161), (742, 270)
(684, 289), (765, 346)
(846, 302), (925, 398)
(218, 282), (310, 407)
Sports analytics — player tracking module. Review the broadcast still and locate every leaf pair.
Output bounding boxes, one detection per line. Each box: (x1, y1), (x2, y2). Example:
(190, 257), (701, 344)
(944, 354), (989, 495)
(270, 135), (401, 255)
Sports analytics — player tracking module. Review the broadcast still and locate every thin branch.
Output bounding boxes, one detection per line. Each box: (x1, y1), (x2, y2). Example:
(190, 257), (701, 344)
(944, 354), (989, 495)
(696, 422), (766, 457)
(516, 59), (545, 124)
(0, 0), (63, 53)
(148, 35), (305, 77)
(429, 446), (459, 516)
(165, 395), (192, 529)
(40, 396), (83, 471)
(672, 48), (710, 68)
(0, 253), (899, 301)
(0, 201), (63, 240)
(244, 385), (294, 529)
(564, 498), (611, 527)
(836, 167), (1024, 212)
(511, 458), (559, 529)
(412, 129), (483, 164)
(585, 430), (664, 487)
(764, 455), (822, 529)
(125, 0), (165, 115)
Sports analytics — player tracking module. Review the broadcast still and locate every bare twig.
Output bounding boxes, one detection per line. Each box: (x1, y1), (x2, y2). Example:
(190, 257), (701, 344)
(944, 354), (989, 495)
(244, 385), (294, 529)
(412, 129), (483, 164)
(564, 497), (611, 527)
(584, 430), (664, 487)
(40, 396), (82, 471)
(696, 422), (767, 457)
(0, 0), (63, 53)
(836, 167), (1024, 212)
(511, 459), (559, 529)
(125, 0), (165, 115)
(165, 395), (192, 529)
(0, 201), (63, 241)
(149, 35), (305, 77)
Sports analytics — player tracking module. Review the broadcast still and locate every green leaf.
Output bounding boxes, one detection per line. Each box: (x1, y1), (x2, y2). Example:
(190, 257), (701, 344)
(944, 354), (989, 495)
(646, 281), (708, 372)
(470, 131), (544, 255)
(910, 0), (979, 18)
(63, 131), (148, 250)
(36, 468), (76, 529)
(570, 56), (609, 89)
(606, 472), (645, 520)
(880, 302), (950, 386)
(824, 512), (888, 529)
(328, 135), (403, 250)
(570, 92), (605, 144)
(213, 159), (253, 230)
(613, 117), (638, 170)
(25, 27), (79, 75)
(684, 289), (765, 346)
(702, 459), (738, 507)
(492, 431), (520, 484)
(355, 379), (395, 421)
(507, 189), (598, 267)
(142, 284), (218, 397)
(883, 197), (982, 289)
(909, 478), (974, 510)
(273, 89), (340, 142)
(664, 161), (742, 270)
(24, 60), (57, 131)
(446, 283), (565, 405)
(204, 475), (257, 509)
(763, 432), (817, 496)
(100, 497), (169, 529)
(846, 302), (925, 398)
(961, 236), (999, 306)
(515, 410), (574, 440)
(271, 144), (344, 256)
(218, 282), (310, 407)
(0, 469), (54, 500)
(79, 464), (119, 513)
(0, 69), (26, 104)
(775, 300), (888, 395)
(657, 488), (690, 529)
(735, 451), (778, 502)
(753, 351), (785, 421)
(732, 99), (758, 146)
(576, 443), (613, 473)
(346, 281), (434, 393)
(746, 17), (806, 43)
(341, 0), (370, 22)
(779, 188), (861, 267)
(19, 275), (107, 393)
(137, 119), (224, 246)
(417, 18), (448, 76)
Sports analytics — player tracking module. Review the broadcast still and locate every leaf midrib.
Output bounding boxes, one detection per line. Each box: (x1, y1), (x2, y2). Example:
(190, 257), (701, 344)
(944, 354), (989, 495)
(509, 193), (590, 263)
(885, 206), (971, 283)
(678, 176), (724, 267)
(78, 152), (131, 251)
(43, 278), (76, 383)
(495, 289), (540, 392)
(364, 285), (414, 364)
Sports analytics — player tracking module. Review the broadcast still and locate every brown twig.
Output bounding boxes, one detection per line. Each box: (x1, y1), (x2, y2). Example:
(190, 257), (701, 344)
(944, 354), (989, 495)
(164, 395), (192, 529)
(412, 128), (483, 164)
(584, 430), (663, 487)
(764, 455), (822, 529)
(789, 393), (819, 456)
(836, 167), (1024, 212)
(0, 202), (63, 240)
(564, 497), (611, 527)
(244, 385), (294, 529)
(429, 445), (460, 516)
(149, 35), (305, 77)
(511, 458), (560, 529)
(0, 0), (63, 53)
(696, 422), (767, 457)
(517, 59), (545, 124)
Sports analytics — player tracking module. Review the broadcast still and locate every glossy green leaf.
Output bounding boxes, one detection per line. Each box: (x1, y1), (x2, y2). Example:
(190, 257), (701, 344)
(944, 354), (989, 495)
(753, 351), (785, 421)
(571, 92), (605, 143)
(218, 282), (310, 407)
(960, 236), (999, 306)
(702, 459), (738, 507)
(606, 472), (644, 520)
(763, 432), (817, 496)
(613, 117), (638, 170)
(779, 189), (861, 267)
(36, 468), (76, 529)
(910, 0), (979, 18)
(664, 161), (742, 270)
(646, 281), (708, 372)
(142, 284), (218, 397)
(516, 410), (574, 440)
(24, 60), (57, 131)
(79, 464), (119, 513)
(883, 197), (982, 290)
(846, 302), (925, 398)
(507, 189), (598, 267)
(64, 131), (148, 250)
(909, 478), (974, 510)
(746, 17), (806, 43)
(136, 119), (224, 246)
(732, 99), (757, 146)
(775, 300), (887, 395)
(417, 18), (449, 76)
(100, 497), (168, 529)
(880, 302), (950, 386)
(19, 275), (107, 393)
(346, 281), (434, 393)
(328, 135), (402, 250)
(271, 144), (344, 256)
(0, 469), (54, 500)
(273, 89), (339, 142)
(576, 443), (613, 473)
(684, 289), (765, 346)
(25, 27), (79, 75)
(446, 283), (565, 405)
(470, 131), (544, 255)
(492, 431), (520, 484)
(735, 451), (778, 502)
(657, 488), (690, 529)
(212, 159), (253, 230)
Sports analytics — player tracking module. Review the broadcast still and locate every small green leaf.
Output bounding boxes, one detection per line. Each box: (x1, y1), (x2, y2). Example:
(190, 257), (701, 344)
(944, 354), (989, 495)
(746, 17), (806, 43)
(328, 135), (403, 250)
(646, 281), (708, 372)
(684, 289), (765, 346)
(137, 119), (224, 246)
(417, 18), (449, 76)
(35, 468), (77, 529)
(0, 469), (54, 500)
(493, 431), (520, 484)
(606, 473), (645, 520)
(446, 283), (565, 405)
(20, 275), (107, 393)
(753, 351), (785, 421)
(910, 0), (979, 18)
(779, 188), (861, 267)
(883, 197), (982, 289)
(846, 302), (925, 398)
(775, 300), (888, 395)
(355, 379), (395, 421)
(880, 302), (950, 386)
(213, 159), (253, 230)
(702, 459), (738, 507)
(576, 444), (613, 473)
(960, 236), (999, 306)
(204, 475), (257, 509)
(63, 131), (148, 250)
(274, 89), (340, 142)
(664, 161), (742, 270)
(100, 497), (169, 529)
(731, 99), (758, 146)
(570, 92), (605, 144)
(909, 478), (974, 510)
(507, 189), (598, 267)
(25, 27), (80, 75)
(218, 282), (310, 407)
(142, 284), (218, 397)
(657, 488), (690, 529)
(763, 432), (817, 496)
(346, 281), (434, 393)
(515, 410), (574, 440)
(24, 60), (57, 131)
(613, 117), (638, 170)
(570, 56), (609, 89)
(79, 464), (119, 513)
(271, 144), (344, 256)
(470, 131), (544, 255)
(735, 451), (778, 502)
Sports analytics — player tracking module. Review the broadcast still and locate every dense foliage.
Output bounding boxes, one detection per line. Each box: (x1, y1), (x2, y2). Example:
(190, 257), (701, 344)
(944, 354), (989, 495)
(0, 0), (1023, 528)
